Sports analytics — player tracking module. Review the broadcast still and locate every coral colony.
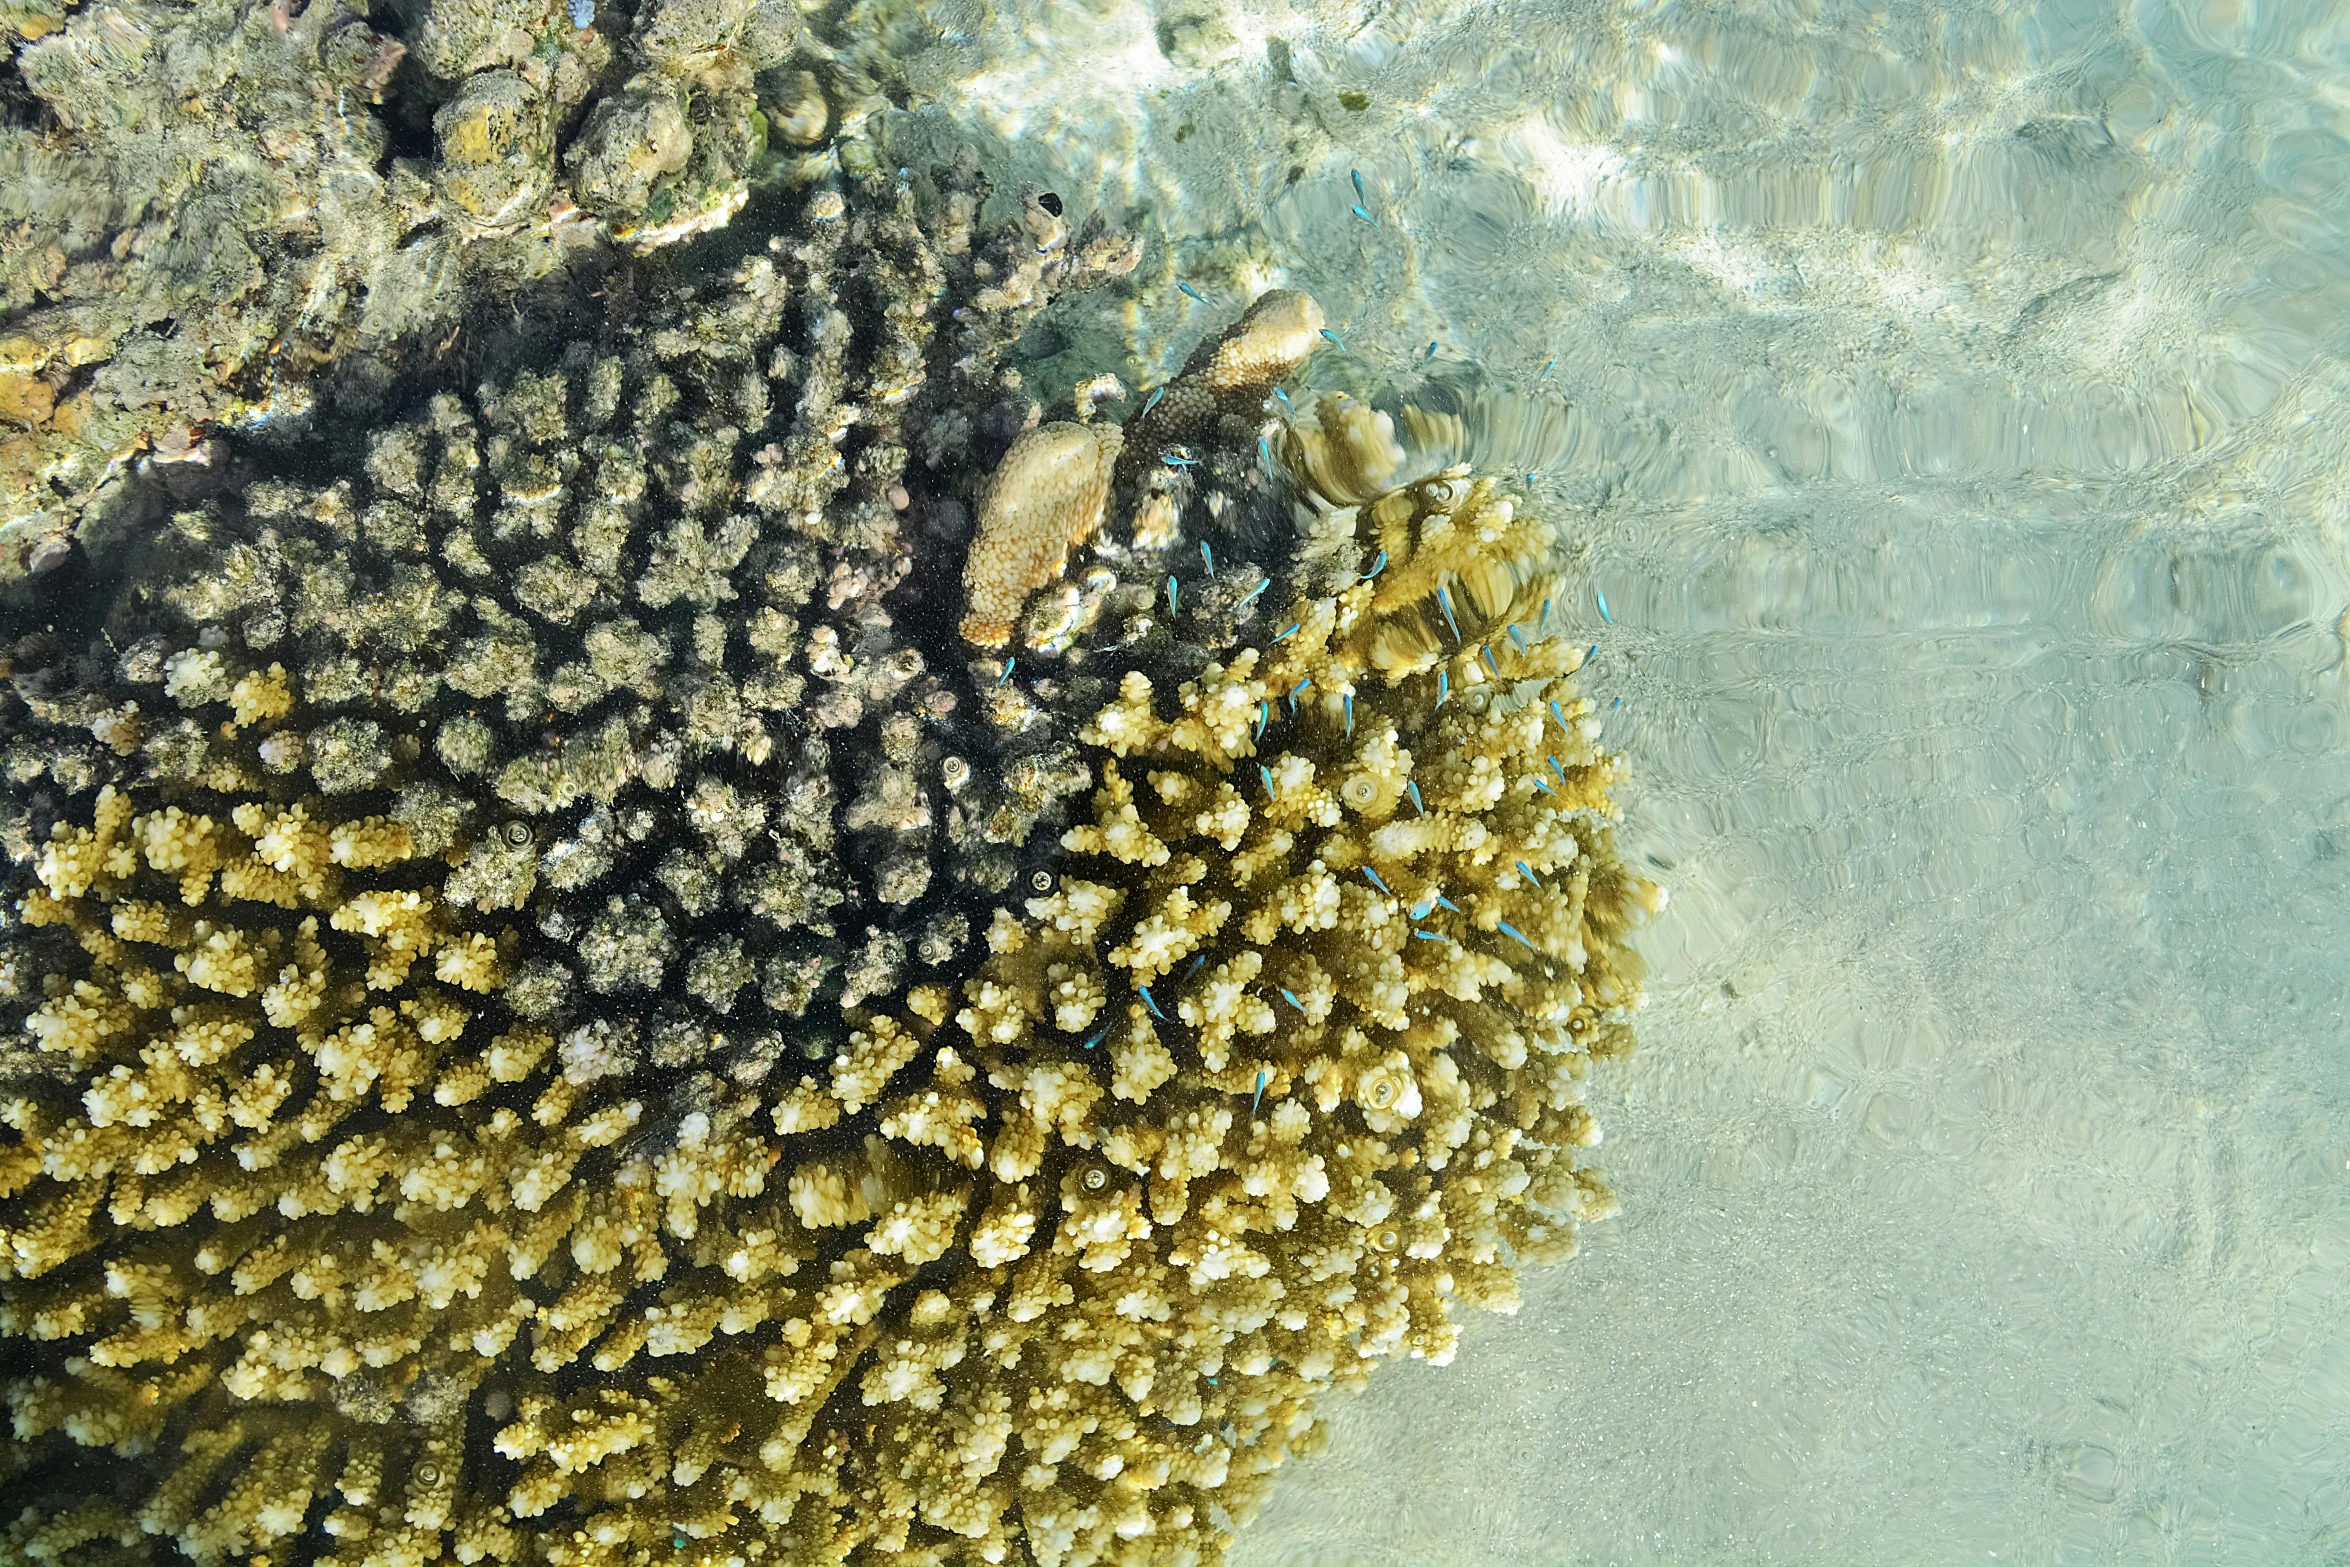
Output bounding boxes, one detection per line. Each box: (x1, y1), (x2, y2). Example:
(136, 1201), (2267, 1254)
(0, 116), (1659, 1567)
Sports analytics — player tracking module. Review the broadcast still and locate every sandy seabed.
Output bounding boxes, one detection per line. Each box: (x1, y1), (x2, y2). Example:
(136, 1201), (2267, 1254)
(864, 0), (2350, 1558)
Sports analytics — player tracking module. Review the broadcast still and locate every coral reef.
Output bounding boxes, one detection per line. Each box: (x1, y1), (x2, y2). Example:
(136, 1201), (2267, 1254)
(0, 227), (1654, 1567)
(0, 0), (836, 576)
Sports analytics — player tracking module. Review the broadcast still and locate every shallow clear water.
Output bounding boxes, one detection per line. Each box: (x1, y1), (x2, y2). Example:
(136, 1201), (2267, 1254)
(871, 0), (2350, 1559)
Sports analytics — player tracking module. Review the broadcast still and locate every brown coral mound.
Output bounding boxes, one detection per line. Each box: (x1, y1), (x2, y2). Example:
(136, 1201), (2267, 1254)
(959, 421), (1124, 649)
(0, 266), (1655, 1567)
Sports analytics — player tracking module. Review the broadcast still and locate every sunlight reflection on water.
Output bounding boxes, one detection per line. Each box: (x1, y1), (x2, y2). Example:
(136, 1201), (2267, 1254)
(868, 0), (2350, 1556)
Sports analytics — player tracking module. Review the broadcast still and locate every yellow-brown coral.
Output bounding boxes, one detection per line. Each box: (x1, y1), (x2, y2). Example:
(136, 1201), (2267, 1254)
(0, 322), (1653, 1567)
(959, 420), (1124, 648)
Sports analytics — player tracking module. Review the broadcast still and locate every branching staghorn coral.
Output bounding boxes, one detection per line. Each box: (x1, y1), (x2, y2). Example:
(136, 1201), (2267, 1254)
(0, 273), (1656, 1567)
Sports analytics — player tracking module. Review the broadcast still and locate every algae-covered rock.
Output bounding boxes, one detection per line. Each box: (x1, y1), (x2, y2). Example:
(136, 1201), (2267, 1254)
(435, 69), (557, 229)
(566, 84), (695, 220)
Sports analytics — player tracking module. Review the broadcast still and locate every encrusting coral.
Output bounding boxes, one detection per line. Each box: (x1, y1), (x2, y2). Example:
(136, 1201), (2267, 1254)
(0, 234), (1656, 1567)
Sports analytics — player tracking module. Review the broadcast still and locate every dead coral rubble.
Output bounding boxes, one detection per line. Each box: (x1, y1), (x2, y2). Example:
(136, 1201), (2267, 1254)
(0, 0), (820, 576)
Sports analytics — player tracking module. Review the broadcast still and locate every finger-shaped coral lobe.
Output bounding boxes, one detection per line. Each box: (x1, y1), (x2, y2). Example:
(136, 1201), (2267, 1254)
(959, 421), (1124, 649)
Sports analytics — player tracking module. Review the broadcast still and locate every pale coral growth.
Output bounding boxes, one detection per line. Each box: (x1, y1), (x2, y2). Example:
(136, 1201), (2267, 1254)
(966, 1183), (1039, 1268)
(35, 786), (137, 900)
(138, 806), (226, 904)
(1025, 877), (1123, 946)
(866, 1189), (967, 1264)
(769, 1075), (844, 1135)
(174, 921), (266, 997)
(226, 663), (294, 729)
(327, 815), (417, 868)
(1196, 289), (1327, 396)
(162, 648), (231, 708)
(788, 1154), (876, 1228)
(1284, 392), (1410, 506)
(433, 930), (507, 992)
(1059, 761), (1172, 867)
(1120, 290), (1329, 503)
(331, 888), (444, 988)
(877, 1048), (988, 1169)
(831, 1014), (925, 1113)
(1107, 882), (1230, 982)
(1108, 1013), (1177, 1103)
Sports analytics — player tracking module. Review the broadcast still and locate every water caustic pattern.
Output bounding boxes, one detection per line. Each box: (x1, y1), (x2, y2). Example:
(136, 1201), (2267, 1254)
(1245, 506), (2350, 1566)
(836, 0), (2350, 1558)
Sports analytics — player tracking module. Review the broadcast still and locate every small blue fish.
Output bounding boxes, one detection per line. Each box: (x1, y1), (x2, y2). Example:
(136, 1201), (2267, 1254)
(1362, 866), (1393, 895)
(1423, 340), (1438, 363)
(1187, 953), (1208, 979)
(998, 658), (1016, 687)
(1538, 359), (1555, 381)
(1480, 645), (1501, 679)
(1238, 577), (1271, 608)
(1586, 643), (1600, 665)
(1407, 780), (1426, 816)
(1496, 920), (1539, 953)
(1549, 698), (1568, 732)
(1516, 860), (1543, 888)
(1612, 695), (1622, 709)
(1343, 692), (1354, 736)
(1352, 168), (1367, 203)
(1361, 549), (1387, 580)
(1595, 587), (1613, 625)
(1201, 540), (1215, 574)
(569, 0), (592, 25)
(1436, 586), (1461, 642)
(1549, 755), (1569, 789)
(1412, 929), (1449, 943)
(1167, 576), (1180, 615)
(1178, 281), (1205, 302)
(1435, 669), (1450, 709)
(1255, 701), (1270, 740)
(1081, 1027), (1107, 1050)
(1435, 893), (1462, 915)
(1260, 765), (1277, 798)
(1259, 434), (1273, 468)
(1273, 623), (1300, 643)
(1162, 453), (1198, 469)
(1143, 386), (1166, 417)
(1320, 329), (1345, 350)
(1351, 204), (1377, 225)
(1410, 895), (1437, 920)
(1140, 986), (1167, 1020)
(1280, 987), (1306, 1013)
(1531, 776), (1559, 798)
(1507, 625), (1528, 654)
(1286, 676), (1312, 711)
(1539, 596), (1553, 632)
(1273, 387), (1293, 408)
(1252, 1068), (1269, 1114)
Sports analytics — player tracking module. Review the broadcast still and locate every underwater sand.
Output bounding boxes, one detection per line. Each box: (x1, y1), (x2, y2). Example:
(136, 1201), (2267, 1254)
(869, 0), (2350, 1558)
